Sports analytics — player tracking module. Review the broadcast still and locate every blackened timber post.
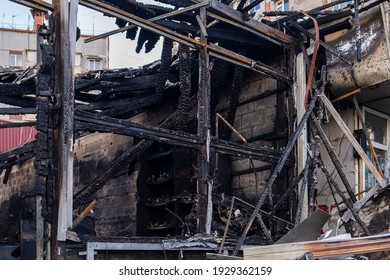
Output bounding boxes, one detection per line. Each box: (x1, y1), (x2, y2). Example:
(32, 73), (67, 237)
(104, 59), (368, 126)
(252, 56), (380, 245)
(35, 22), (44, 261)
(53, 0), (77, 259)
(197, 4), (212, 234)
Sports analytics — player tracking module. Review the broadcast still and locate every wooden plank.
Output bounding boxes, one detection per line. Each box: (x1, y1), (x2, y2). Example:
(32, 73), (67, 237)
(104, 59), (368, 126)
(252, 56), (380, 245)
(320, 94), (387, 188)
(244, 233), (390, 259)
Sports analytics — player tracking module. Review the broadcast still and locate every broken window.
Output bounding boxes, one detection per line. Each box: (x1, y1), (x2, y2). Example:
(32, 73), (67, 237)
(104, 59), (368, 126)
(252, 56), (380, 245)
(9, 51), (22, 67)
(363, 108), (390, 189)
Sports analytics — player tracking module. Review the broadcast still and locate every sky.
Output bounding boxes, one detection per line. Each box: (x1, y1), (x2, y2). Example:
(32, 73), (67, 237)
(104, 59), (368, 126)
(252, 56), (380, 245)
(0, 0), (165, 68)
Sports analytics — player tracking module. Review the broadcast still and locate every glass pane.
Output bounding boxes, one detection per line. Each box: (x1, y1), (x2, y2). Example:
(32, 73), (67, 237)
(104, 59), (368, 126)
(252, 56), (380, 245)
(365, 111), (387, 145)
(16, 55), (22, 66)
(95, 60), (101, 70)
(89, 60), (94, 70)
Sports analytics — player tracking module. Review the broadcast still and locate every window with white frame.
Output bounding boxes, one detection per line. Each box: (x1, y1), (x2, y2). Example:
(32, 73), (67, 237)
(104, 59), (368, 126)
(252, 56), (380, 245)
(88, 59), (101, 71)
(333, 0), (353, 11)
(276, 0), (289, 12)
(9, 52), (23, 67)
(363, 107), (389, 189)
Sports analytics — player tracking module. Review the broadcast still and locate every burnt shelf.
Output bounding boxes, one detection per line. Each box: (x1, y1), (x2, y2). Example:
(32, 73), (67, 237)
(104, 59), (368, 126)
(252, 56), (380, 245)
(146, 175), (174, 185)
(145, 149), (173, 160)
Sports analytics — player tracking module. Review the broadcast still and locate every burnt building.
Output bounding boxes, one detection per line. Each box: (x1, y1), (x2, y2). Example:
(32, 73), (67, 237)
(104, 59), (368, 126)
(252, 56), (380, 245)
(0, 0), (390, 260)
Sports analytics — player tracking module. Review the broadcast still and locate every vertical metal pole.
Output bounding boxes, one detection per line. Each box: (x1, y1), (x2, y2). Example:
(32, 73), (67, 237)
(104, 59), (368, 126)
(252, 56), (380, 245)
(197, 3), (212, 234)
(295, 52), (308, 221)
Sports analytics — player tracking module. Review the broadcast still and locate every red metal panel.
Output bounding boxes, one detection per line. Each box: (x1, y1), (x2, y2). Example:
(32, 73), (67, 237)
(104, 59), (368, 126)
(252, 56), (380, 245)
(0, 120), (36, 152)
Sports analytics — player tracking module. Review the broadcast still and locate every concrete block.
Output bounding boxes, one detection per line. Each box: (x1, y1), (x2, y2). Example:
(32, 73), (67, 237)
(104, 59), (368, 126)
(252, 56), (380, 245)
(231, 159), (250, 172)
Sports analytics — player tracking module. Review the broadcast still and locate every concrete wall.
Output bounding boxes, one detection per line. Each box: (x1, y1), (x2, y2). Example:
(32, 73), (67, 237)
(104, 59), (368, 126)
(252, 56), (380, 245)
(218, 72), (279, 203)
(73, 133), (135, 237)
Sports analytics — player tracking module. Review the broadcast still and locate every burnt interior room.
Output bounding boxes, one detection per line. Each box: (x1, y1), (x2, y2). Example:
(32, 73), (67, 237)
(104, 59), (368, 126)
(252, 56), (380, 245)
(1, 0), (390, 260)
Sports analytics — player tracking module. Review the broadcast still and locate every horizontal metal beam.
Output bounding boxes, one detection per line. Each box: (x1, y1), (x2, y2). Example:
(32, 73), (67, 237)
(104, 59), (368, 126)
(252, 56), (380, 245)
(85, 1), (210, 43)
(79, 0), (292, 82)
(9, 0), (54, 12)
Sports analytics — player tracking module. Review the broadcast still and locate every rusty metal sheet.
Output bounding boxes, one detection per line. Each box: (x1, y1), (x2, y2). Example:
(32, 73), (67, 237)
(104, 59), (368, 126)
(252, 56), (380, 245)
(325, 6), (390, 95)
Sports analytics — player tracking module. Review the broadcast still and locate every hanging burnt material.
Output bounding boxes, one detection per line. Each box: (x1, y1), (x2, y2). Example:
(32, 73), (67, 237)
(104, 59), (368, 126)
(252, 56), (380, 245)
(210, 59), (231, 112)
(136, 28), (160, 53)
(155, 37), (173, 98)
(222, 47), (246, 140)
(126, 26), (138, 40)
(176, 44), (192, 130)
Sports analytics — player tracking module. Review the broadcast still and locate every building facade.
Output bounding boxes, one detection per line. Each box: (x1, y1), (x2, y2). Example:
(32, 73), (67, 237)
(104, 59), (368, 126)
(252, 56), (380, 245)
(0, 28), (109, 73)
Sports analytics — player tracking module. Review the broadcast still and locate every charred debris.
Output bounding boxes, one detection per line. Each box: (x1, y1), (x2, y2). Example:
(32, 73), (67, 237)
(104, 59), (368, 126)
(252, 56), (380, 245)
(0, 0), (390, 260)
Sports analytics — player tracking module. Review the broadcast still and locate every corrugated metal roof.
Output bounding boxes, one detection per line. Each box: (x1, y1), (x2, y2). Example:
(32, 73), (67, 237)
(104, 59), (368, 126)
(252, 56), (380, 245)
(0, 120), (36, 152)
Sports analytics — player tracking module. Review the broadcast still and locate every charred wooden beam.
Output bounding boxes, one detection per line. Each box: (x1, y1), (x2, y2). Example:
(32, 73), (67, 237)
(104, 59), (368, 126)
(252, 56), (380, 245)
(0, 82), (35, 96)
(0, 122), (36, 128)
(75, 111), (287, 164)
(0, 96), (36, 108)
(0, 107), (36, 115)
(196, 6), (212, 234)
